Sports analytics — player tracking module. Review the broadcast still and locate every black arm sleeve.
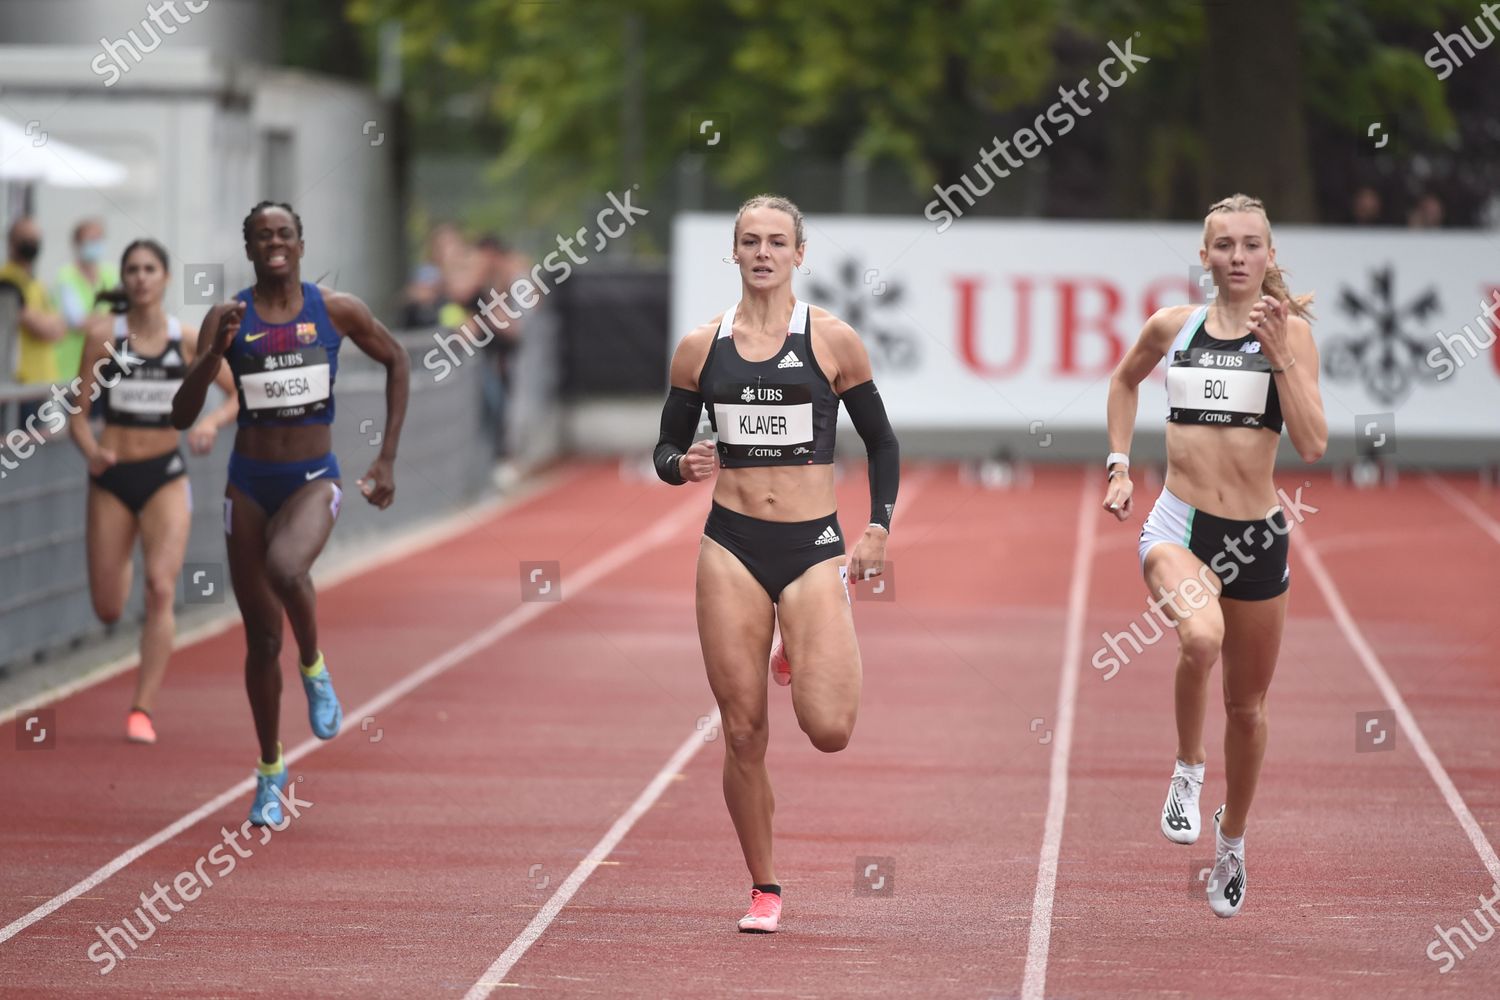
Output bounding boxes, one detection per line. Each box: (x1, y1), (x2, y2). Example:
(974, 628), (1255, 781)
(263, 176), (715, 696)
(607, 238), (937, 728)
(841, 380), (899, 531)
(653, 386), (703, 485)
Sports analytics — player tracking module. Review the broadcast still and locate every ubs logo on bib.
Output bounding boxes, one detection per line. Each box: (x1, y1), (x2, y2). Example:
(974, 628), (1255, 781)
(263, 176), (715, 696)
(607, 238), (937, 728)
(740, 386), (783, 402)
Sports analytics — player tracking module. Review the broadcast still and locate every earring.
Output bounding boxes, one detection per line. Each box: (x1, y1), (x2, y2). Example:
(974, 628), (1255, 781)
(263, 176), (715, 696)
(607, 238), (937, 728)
(797, 264), (811, 275)
(722, 256), (740, 264)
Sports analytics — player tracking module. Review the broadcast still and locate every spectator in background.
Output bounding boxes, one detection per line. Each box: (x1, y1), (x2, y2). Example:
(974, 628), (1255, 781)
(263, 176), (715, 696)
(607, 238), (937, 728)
(472, 233), (525, 460)
(428, 222), (485, 312)
(1408, 192), (1445, 229)
(1350, 185), (1383, 226)
(1, 218), (67, 419)
(420, 222), (483, 329)
(52, 218), (120, 381)
(400, 263), (444, 328)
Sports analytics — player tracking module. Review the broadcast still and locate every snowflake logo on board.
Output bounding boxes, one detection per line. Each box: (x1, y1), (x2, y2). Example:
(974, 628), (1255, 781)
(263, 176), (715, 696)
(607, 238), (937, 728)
(808, 259), (919, 373)
(1321, 266), (1442, 405)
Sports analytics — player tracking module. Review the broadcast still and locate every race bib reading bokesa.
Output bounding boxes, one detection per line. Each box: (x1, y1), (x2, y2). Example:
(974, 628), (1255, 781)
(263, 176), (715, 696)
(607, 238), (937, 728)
(234, 347), (332, 419)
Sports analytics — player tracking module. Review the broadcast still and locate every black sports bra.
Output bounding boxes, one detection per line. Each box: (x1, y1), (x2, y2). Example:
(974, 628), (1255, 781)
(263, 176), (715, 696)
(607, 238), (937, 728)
(698, 300), (841, 467)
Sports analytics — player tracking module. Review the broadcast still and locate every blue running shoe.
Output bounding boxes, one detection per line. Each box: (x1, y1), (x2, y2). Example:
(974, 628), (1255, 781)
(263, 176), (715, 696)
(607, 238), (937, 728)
(250, 767), (288, 827)
(300, 655), (343, 739)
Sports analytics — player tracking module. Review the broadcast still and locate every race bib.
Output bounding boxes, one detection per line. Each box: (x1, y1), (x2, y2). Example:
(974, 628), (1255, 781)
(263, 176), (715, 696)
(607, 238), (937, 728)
(714, 383), (813, 462)
(235, 347), (332, 413)
(108, 377), (181, 415)
(1168, 349), (1270, 417)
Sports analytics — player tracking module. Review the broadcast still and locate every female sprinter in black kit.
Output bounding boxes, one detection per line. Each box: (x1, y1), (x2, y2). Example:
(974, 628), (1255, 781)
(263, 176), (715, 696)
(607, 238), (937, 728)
(653, 195), (900, 934)
(1104, 194), (1326, 918)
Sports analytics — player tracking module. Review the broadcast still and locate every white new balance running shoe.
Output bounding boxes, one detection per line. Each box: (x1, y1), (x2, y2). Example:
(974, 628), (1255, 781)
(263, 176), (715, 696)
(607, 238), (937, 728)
(1207, 805), (1247, 918)
(1160, 763), (1203, 844)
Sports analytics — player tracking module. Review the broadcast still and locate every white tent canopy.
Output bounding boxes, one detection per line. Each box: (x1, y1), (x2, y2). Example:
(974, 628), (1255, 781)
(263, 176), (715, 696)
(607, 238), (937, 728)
(0, 114), (126, 187)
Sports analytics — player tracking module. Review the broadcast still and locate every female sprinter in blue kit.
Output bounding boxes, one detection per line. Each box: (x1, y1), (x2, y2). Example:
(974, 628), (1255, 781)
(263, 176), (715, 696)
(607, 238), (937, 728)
(173, 201), (410, 826)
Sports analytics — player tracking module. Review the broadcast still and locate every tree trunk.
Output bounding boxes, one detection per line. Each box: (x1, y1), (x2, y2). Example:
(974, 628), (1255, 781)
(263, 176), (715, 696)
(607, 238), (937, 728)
(1202, 0), (1316, 221)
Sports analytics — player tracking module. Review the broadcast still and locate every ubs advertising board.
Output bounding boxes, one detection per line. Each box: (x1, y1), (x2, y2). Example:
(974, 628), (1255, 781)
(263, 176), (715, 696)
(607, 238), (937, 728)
(672, 214), (1500, 439)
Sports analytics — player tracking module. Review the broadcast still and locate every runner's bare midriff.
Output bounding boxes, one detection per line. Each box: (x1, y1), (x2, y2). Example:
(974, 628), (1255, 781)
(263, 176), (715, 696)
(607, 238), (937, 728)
(233, 423), (333, 464)
(713, 464), (837, 522)
(1164, 423), (1281, 520)
(97, 425), (181, 463)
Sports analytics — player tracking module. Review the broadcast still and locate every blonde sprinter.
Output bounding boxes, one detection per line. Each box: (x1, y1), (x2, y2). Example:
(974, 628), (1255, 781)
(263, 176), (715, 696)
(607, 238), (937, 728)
(1104, 194), (1326, 917)
(653, 195), (900, 933)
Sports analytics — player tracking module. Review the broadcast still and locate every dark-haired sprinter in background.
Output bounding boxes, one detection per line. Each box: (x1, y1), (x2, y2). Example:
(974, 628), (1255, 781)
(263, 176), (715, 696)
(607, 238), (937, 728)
(70, 238), (238, 744)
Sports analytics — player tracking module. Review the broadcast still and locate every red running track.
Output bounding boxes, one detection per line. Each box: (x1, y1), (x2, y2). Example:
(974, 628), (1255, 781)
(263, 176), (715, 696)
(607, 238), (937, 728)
(1, 461), (1497, 998)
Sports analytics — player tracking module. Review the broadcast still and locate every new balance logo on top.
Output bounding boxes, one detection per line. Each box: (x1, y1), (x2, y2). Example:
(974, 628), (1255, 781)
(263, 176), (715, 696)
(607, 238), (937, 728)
(777, 351), (803, 369)
(814, 525), (840, 546)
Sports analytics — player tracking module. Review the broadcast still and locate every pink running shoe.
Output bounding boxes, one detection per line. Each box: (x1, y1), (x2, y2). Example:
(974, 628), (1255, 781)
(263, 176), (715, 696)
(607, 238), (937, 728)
(126, 710), (156, 744)
(769, 640), (791, 687)
(737, 888), (781, 933)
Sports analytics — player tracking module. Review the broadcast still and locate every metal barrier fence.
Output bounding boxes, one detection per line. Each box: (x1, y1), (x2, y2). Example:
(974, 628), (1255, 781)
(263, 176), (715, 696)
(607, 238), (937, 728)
(0, 331), (497, 669)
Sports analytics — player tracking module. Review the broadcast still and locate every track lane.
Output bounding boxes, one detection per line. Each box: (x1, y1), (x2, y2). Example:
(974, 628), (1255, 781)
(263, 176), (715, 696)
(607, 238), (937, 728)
(495, 466), (1088, 997)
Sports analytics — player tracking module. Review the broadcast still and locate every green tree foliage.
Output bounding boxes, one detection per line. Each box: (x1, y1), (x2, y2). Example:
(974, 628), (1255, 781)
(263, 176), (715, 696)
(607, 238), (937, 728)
(348, 0), (1488, 226)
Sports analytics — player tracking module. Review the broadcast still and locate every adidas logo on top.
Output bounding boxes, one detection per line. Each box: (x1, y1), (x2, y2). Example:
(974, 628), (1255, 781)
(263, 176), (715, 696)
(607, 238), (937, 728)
(814, 525), (840, 545)
(777, 351), (803, 369)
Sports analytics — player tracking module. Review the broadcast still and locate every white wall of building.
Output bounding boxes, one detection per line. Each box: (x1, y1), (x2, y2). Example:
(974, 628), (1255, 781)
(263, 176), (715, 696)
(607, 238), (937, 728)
(0, 44), (401, 330)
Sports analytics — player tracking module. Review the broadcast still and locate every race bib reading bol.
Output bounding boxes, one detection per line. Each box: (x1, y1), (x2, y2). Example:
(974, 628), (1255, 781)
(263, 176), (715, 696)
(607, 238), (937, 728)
(1167, 348), (1270, 418)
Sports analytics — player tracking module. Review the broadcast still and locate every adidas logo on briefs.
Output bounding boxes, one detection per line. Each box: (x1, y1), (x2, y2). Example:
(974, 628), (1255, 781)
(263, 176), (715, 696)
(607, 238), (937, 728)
(777, 351), (803, 369)
(166, 455), (184, 475)
(814, 525), (840, 546)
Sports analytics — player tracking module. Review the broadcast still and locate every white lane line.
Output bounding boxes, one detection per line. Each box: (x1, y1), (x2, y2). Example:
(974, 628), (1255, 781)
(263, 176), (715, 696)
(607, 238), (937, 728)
(1296, 528), (1500, 884)
(464, 464), (940, 995)
(1425, 472), (1500, 547)
(0, 491), (705, 946)
(0, 466), (581, 726)
(1020, 471), (1098, 1000)
(462, 708), (720, 999)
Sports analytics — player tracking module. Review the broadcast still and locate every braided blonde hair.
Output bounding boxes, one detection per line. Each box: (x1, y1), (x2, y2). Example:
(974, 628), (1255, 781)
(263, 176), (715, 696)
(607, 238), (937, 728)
(733, 194), (805, 248)
(1203, 194), (1314, 320)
